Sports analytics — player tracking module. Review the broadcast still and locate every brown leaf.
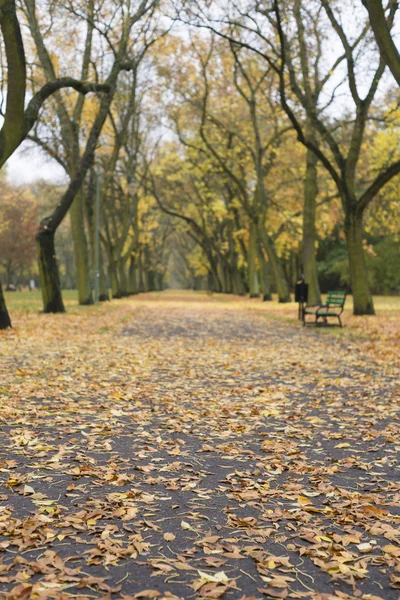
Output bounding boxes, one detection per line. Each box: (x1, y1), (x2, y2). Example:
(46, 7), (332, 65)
(199, 583), (228, 598)
(134, 591), (162, 599)
(258, 588), (288, 599)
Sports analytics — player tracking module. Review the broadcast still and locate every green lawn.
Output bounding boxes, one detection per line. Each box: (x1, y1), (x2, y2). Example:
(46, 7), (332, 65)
(4, 288), (400, 315)
(4, 290), (82, 314)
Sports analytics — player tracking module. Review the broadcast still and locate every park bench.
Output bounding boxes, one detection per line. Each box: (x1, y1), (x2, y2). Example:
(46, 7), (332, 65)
(303, 290), (346, 327)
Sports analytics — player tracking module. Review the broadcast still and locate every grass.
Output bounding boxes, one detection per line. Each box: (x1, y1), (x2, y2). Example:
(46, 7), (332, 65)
(5, 288), (400, 315)
(4, 290), (79, 314)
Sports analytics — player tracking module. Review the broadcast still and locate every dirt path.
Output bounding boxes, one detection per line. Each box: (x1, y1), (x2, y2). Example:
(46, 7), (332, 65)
(0, 294), (399, 600)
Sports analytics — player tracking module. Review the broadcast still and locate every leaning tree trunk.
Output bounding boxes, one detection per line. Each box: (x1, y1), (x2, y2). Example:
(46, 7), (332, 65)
(302, 141), (321, 305)
(70, 190), (93, 305)
(345, 211), (375, 315)
(37, 229), (65, 313)
(0, 282), (12, 329)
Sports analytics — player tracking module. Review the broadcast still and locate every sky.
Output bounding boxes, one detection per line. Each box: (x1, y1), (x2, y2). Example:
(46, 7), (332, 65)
(4, 0), (400, 187)
(7, 142), (66, 185)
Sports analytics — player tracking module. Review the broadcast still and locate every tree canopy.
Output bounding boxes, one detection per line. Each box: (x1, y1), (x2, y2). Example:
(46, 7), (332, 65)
(1, 0), (400, 327)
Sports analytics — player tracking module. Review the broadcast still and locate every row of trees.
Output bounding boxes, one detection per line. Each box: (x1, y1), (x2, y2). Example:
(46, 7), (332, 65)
(1, 0), (400, 328)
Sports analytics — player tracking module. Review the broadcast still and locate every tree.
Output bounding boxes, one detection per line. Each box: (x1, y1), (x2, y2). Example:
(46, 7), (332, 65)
(0, 187), (38, 287)
(269, 0), (399, 314)
(0, 0), (110, 328)
(98, 66), (148, 299)
(182, 0), (400, 314)
(363, 0), (400, 87)
(152, 35), (298, 299)
(22, 0), (99, 306)
(31, 0), (160, 313)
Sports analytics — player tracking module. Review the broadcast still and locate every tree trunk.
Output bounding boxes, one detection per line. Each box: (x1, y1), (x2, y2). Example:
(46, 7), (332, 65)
(217, 257), (229, 293)
(363, 0), (400, 89)
(259, 228), (291, 302)
(232, 268), (246, 295)
(128, 256), (137, 295)
(207, 271), (214, 292)
(302, 143), (321, 305)
(148, 270), (155, 292)
(37, 229), (65, 313)
(87, 179), (108, 301)
(0, 282), (12, 329)
(99, 248), (109, 301)
(156, 273), (164, 291)
(142, 248), (150, 292)
(207, 254), (221, 292)
(248, 222), (259, 298)
(118, 261), (129, 296)
(109, 261), (121, 298)
(345, 212), (375, 315)
(70, 190), (93, 305)
(258, 244), (272, 301)
(6, 261), (12, 288)
(138, 251), (145, 292)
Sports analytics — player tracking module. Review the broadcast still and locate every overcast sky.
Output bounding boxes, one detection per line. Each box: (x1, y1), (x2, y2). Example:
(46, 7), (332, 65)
(7, 141), (66, 185)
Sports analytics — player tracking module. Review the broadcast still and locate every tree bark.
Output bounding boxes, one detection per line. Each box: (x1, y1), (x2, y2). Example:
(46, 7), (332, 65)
(0, 0), (26, 168)
(345, 212), (375, 315)
(109, 260), (121, 298)
(259, 227), (291, 302)
(6, 261), (12, 288)
(302, 142), (321, 305)
(248, 222), (260, 298)
(99, 251), (109, 302)
(37, 229), (65, 313)
(70, 190), (93, 305)
(258, 244), (272, 301)
(128, 256), (138, 295)
(0, 282), (12, 329)
(118, 261), (129, 296)
(217, 257), (229, 293)
(231, 270), (243, 295)
(363, 0), (400, 88)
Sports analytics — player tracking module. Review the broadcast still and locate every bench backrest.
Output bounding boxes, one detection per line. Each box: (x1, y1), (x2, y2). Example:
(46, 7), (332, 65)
(327, 291), (346, 308)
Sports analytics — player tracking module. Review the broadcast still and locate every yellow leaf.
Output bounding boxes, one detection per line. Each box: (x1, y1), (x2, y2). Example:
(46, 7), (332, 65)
(197, 570), (229, 583)
(297, 496), (313, 505)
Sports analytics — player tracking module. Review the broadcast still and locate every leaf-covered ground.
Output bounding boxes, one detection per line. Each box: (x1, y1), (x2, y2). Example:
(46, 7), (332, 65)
(0, 292), (399, 600)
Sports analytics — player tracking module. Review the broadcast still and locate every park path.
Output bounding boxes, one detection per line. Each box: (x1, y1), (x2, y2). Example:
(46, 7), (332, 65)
(0, 293), (399, 600)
